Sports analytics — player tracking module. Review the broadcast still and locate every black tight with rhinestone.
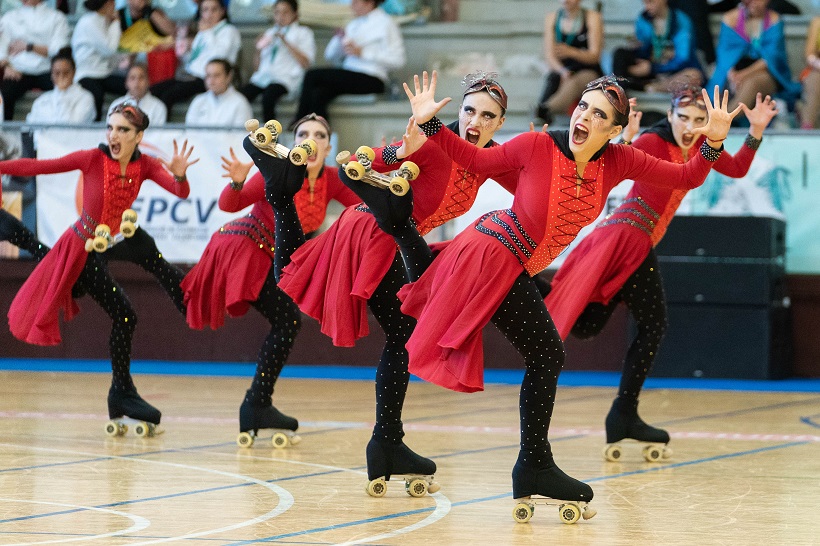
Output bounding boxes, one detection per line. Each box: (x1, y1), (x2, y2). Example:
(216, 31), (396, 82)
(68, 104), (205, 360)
(491, 273), (564, 468)
(0, 209), (48, 260)
(367, 253), (416, 443)
(571, 250), (668, 402)
(245, 266), (302, 405)
(103, 227), (186, 315)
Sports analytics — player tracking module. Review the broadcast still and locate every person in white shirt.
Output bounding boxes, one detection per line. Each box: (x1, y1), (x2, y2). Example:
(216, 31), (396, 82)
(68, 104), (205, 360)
(292, 0), (404, 124)
(240, 0), (315, 122)
(0, 0), (70, 120)
(26, 49), (95, 124)
(108, 63), (167, 126)
(150, 0), (240, 114)
(185, 58), (252, 127)
(73, 0), (126, 121)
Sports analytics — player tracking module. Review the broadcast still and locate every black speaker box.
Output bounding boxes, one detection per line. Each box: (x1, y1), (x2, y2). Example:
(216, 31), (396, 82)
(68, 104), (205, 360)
(658, 260), (787, 306)
(655, 216), (786, 259)
(652, 304), (792, 380)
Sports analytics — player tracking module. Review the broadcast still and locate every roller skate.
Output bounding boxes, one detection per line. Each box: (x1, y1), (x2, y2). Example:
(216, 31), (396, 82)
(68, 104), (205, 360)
(105, 386), (163, 438)
(243, 118), (317, 166)
(336, 145), (419, 196)
(237, 393), (300, 449)
(242, 130), (306, 210)
(603, 397), (671, 463)
(511, 452), (596, 524)
(365, 436), (439, 498)
(120, 209), (138, 238)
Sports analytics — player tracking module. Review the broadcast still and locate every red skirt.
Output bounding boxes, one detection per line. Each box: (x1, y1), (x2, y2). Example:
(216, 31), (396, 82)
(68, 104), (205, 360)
(277, 207), (397, 347)
(398, 226), (523, 393)
(182, 232), (272, 330)
(8, 230), (84, 346)
(545, 224), (652, 340)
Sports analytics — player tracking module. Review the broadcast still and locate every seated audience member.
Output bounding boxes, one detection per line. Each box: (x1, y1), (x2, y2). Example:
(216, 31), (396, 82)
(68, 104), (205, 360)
(0, 0), (70, 120)
(26, 49), (95, 124)
(612, 0), (703, 92)
(707, 0), (800, 114)
(535, 0), (603, 124)
(672, 0), (716, 65)
(291, 0), (405, 124)
(185, 58), (252, 127)
(800, 16), (820, 129)
(240, 0), (315, 122)
(72, 0), (126, 121)
(108, 63), (167, 125)
(150, 0), (240, 113)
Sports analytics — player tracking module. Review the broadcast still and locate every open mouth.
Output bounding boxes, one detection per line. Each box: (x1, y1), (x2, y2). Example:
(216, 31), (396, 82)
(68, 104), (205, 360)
(465, 128), (480, 145)
(681, 134), (695, 147)
(110, 143), (121, 156)
(572, 124), (589, 145)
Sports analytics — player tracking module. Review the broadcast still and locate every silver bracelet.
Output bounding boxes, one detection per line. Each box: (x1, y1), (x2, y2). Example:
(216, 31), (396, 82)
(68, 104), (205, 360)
(700, 141), (723, 162)
(418, 117), (442, 137)
(745, 133), (763, 151)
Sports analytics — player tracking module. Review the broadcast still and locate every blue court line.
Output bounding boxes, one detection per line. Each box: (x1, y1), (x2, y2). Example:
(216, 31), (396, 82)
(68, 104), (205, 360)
(800, 415), (820, 428)
(658, 394), (820, 426)
(223, 440), (810, 544)
(2, 358), (820, 392)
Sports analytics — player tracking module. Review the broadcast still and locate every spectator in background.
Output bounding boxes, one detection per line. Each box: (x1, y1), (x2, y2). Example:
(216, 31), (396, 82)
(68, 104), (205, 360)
(707, 0), (800, 114)
(108, 63), (167, 125)
(612, 0), (703, 92)
(710, 0), (800, 15)
(671, 0), (716, 65)
(119, 0), (176, 39)
(799, 16), (820, 129)
(535, 0), (603, 124)
(26, 49), (95, 124)
(72, 0), (126, 121)
(150, 0), (240, 113)
(118, 0), (177, 84)
(0, 0), (70, 120)
(240, 0), (315, 122)
(291, 0), (405, 124)
(185, 58), (252, 127)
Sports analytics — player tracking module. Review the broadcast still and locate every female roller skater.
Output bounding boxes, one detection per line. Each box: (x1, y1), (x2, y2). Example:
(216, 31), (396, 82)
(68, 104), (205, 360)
(545, 86), (777, 461)
(181, 113), (359, 446)
(245, 73), (519, 495)
(2, 104), (197, 433)
(335, 71), (739, 522)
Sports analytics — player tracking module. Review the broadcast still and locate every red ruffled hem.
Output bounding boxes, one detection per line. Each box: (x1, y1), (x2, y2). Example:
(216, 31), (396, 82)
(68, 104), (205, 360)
(182, 232), (272, 330)
(546, 224), (652, 339)
(278, 207), (397, 347)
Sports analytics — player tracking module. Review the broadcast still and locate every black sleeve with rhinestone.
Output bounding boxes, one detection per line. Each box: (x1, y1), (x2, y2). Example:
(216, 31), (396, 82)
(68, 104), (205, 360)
(418, 117), (443, 137)
(745, 133), (763, 151)
(382, 144), (400, 165)
(700, 141), (723, 162)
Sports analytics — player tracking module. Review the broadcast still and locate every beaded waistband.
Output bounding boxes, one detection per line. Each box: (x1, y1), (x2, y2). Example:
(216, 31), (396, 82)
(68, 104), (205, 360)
(597, 196), (660, 236)
(218, 213), (275, 253)
(474, 209), (536, 268)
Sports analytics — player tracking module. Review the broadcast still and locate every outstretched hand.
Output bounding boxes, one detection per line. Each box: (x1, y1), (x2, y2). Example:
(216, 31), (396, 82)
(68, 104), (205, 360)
(162, 139), (199, 178)
(622, 97), (643, 143)
(403, 70), (452, 125)
(689, 86), (743, 146)
(220, 147), (253, 183)
(529, 121), (549, 133)
(396, 117), (427, 159)
(742, 92), (778, 139)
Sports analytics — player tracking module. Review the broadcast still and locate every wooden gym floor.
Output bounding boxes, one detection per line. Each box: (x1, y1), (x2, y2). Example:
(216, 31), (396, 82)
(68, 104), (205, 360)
(0, 362), (819, 545)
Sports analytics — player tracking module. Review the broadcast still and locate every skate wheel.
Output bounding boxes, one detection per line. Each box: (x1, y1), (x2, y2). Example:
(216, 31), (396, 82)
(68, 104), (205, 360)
(389, 176), (409, 196)
(94, 224), (110, 238)
(245, 119), (260, 133)
(405, 478), (427, 498)
(662, 446), (673, 459)
(237, 432), (254, 448)
(559, 503), (581, 524)
(104, 420), (126, 437)
(582, 505), (597, 520)
(336, 150), (352, 165)
(355, 145), (376, 162)
(122, 209), (138, 223)
(366, 478), (387, 498)
(264, 119), (282, 137)
(253, 127), (273, 146)
(399, 161), (420, 180)
(642, 444), (663, 462)
(271, 432), (289, 449)
(512, 502), (533, 523)
(427, 481), (441, 494)
(289, 434), (302, 446)
(603, 443), (622, 462)
(85, 238), (94, 253)
(92, 235), (109, 253)
(301, 139), (317, 156)
(345, 162), (366, 180)
(134, 422), (151, 438)
(120, 221), (136, 238)
(289, 146), (307, 165)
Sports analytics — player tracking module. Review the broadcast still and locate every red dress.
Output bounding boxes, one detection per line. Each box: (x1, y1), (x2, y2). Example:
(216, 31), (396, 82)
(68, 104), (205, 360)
(397, 129), (716, 393)
(277, 134), (518, 347)
(2, 148), (190, 346)
(181, 168), (358, 330)
(546, 133), (757, 340)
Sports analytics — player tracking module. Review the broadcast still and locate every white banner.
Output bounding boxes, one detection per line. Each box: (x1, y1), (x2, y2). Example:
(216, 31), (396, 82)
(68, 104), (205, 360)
(35, 127), (253, 263)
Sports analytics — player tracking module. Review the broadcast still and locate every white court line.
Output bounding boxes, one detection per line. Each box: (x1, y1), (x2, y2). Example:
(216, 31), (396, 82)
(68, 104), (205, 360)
(0, 443), (294, 544)
(0, 498), (150, 545)
(336, 493), (452, 546)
